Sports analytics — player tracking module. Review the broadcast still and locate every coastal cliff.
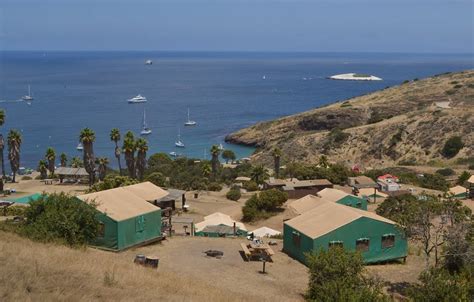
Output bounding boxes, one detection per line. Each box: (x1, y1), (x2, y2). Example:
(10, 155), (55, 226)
(226, 70), (474, 166)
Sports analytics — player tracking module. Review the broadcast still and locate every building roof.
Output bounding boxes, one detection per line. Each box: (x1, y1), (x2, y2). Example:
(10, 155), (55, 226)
(449, 185), (468, 195)
(78, 187), (160, 222)
(349, 176), (378, 188)
(54, 167), (89, 176)
(377, 174), (399, 181)
(288, 194), (324, 215)
(285, 200), (396, 239)
(121, 182), (169, 201)
(267, 177), (332, 189)
(358, 188), (388, 198)
(251, 226), (281, 238)
(195, 212), (247, 232)
(157, 188), (185, 202)
(468, 175), (474, 184)
(235, 176), (251, 182)
(317, 188), (360, 203)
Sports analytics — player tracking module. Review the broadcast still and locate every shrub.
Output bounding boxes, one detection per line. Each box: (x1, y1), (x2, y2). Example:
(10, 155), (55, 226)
(226, 188), (241, 201)
(242, 189), (288, 222)
(21, 175), (32, 180)
(4, 205), (27, 216)
(22, 193), (99, 246)
(457, 171), (471, 185)
(435, 168), (455, 176)
(145, 172), (167, 187)
(442, 136), (464, 158)
(88, 175), (138, 192)
(243, 180), (258, 192)
(207, 182), (223, 192)
(419, 173), (449, 191)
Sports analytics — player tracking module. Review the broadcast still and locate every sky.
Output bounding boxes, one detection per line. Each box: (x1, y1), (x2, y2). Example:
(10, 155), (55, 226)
(1, 0), (473, 53)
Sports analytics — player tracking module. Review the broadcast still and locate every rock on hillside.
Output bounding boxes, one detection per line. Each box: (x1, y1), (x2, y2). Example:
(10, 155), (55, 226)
(225, 70), (474, 166)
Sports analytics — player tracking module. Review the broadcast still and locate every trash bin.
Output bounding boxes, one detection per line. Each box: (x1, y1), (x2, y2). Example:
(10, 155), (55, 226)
(145, 256), (159, 269)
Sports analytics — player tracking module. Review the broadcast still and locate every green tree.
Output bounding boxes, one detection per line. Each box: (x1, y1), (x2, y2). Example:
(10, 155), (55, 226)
(221, 149), (236, 164)
(23, 192), (100, 246)
(202, 163), (211, 178)
(79, 128), (96, 186)
(318, 155), (329, 168)
(242, 189), (288, 221)
(442, 136), (464, 158)
(226, 187), (241, 201)
(37, 160), (48, 180)
(7, 129), (22, 182)
(457, 171), (471, 186)
(210, 145), (221, 177)
(71, 156), (83, 168)
(135, 138), (148, 180)
(122, 131), (136, 178)
(45, 147), (56, 177)
(88, 175), (139, 192)
(95, 157), (109, 181)
(306, 247), (387, 302)
(376, 194), (422, 237)
(145, 172), (167, 187)
(271, 147), (282, 178)
(60, 152), (67, 167)
(250, 164), (269, 184)
(110, 128), (123, 175)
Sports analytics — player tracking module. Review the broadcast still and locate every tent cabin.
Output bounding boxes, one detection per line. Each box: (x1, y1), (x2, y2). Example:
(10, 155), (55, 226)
(348, 176), (378, 190)
(283, 200), (407, 265)
(251, 226), (281, 238)
(468, 176), (474, 199)
(77, 187), (162, 251)
(449, 185), (468, 199)
(120, 182), (185, 212)
(195, 212), (247, 237)
(54, 167), (89, 183)
(316, 188), (367, 210)
(264, 177), (333, 199)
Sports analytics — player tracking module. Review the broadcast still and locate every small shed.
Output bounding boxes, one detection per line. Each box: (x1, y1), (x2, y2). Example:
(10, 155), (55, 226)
(155, 188), (186, 210)
(283, 200), (407, 265)
(348, 176), (378, 189)
(195, 212), (247, 237)
(77, 187), (162, 251)
(317, 188), (367, 210)
(449, 185), (468, 199)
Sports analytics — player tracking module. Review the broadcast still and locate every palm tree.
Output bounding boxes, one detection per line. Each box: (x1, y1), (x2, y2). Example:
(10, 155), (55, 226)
(60, 153), (68, 167)
(45, 147), (56, 177)
(37, 160), (48, 180)
(271, 147), (282, 179)
(122, 131), (136, 178)
(71, 156), (83, 168)
(95, 157), (109, 181)
(202, 163), (211, 178)
(319, 155), (329, 168)
(110, 128), (123, 175)
(0, 109), (5, 178)
(250, 164), (269, 185)
(79, 128), (96, 186)
(7, 129), (22, 182)
(135, 138), (148, 180)
(210, 145), (221, 177)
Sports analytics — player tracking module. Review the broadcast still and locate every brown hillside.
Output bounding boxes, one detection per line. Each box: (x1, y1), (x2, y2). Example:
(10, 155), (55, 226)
(226, 70), (474, 166)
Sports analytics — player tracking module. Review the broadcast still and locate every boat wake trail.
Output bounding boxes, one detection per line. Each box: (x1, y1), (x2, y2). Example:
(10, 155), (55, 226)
(0, 99), (26, 103)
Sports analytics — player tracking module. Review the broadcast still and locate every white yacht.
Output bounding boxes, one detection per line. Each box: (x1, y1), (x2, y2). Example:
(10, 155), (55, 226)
(169, 151), (178, 157)
(127, 94), (147, 103)
(140, 109), (152, 135)
(218, 143), (224, 151)
(175, 130), (185, 148)
(22, 85), (34, 101)
(76, 143), (83, 151)
(184, 108), (197, 126)
(145, 60), (153, 65)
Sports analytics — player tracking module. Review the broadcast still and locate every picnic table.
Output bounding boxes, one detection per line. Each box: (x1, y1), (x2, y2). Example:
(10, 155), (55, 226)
(240, 242), (275, 261)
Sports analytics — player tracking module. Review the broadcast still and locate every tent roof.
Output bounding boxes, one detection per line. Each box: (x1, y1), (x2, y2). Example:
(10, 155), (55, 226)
(251, 226), (281, 238)
(235, 176), (251, 182)
(358, 188), (388, 198)
(78, 187), (160, 221)
(285, 199), (395, 239)
(196, 212), (247, 232)
(449, 185), (467, 195)
(288, 194), (324, 215)
(121, 182), (169, 201)
(349, 176), (378, 187)
(54, 167), (89, 176)
(468, 175), (474, 184)
(317, 188), (359, 203)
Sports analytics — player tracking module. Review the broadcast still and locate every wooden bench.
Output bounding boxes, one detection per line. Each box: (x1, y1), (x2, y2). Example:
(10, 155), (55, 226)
(265, 247), (275, 256)
(240, 243), (251, 261)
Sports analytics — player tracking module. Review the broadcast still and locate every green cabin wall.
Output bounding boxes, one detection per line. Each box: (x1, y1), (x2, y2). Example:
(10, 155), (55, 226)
(195, 224), (247, 237)
(116, 209), (162, 250)
(284, 217), (407, 266)
(336, 195), (367, 211)
(92, 213), (119, 250)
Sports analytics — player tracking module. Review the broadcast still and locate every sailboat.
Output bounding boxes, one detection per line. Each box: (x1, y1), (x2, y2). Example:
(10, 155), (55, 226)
(175, 129), (185, 148)
(76, 143), (83, 151)
(218, 143), (224, 151)
(140, 109), (152, 135)
(184, 108), (197, 126)
(22, 85), (34, 101)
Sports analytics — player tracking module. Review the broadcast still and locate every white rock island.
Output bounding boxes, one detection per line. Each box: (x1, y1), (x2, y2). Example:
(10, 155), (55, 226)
(329, 73), (382, 81)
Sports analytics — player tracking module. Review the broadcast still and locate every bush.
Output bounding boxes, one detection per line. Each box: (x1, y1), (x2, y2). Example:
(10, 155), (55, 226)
(226, 188), (241, 201)
(22, 193), (99, 246)
(88, 175), (139, 192)
(21, 176), (32, 181)
(145, 172), (167, 187)
(419, 173), (449, 191)
(207, 182), (222, 192)
(442, 136), (464, 158)
(4, 205), (27, 216)
(243, 180), (258, 192)
(435, 168), (455, 176)
(457, 171), (471, 185)
(242, 189), (288, 222)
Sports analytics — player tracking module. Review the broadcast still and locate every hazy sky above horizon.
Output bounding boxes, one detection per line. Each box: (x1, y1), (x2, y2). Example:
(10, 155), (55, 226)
(1, 0), (473, 53)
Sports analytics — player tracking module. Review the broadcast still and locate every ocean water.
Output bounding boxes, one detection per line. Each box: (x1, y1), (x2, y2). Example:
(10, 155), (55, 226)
(0, 51), (472, 169)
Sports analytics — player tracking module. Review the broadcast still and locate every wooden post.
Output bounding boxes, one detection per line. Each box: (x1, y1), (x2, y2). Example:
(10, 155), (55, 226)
(373, 187), (377, 204)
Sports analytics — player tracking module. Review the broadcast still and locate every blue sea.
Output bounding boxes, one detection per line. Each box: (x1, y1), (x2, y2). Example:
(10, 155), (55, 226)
(0, 51), (472, 169)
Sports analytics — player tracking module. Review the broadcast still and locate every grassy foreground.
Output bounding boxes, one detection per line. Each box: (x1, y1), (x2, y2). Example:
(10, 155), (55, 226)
(0, 231), (246, 302)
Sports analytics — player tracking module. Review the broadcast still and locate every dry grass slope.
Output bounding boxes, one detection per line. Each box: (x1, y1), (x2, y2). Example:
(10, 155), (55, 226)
(226, 70), (474, 166)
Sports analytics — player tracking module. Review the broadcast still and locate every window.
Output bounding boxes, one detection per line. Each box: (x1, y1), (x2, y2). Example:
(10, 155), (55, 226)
(135, 215), (145, 232)
(328, 241), (343, 248)
(355, 201), (362, 208)
(382, 234), (395, 248)
(292, 231), (301, 247)
(98, 222), (105, 237)
(356, 238), (370, 252)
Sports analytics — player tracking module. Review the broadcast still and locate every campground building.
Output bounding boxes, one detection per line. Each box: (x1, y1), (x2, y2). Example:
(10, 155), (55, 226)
(449, 185), (468, 199)
(264, 177), (333, 199)
(283, 199), (407, 265)
(316, 188), (367, 210)
(77, 183), (165, 251)
(194, 212), (247, 237)
(469, 176), (474, 199)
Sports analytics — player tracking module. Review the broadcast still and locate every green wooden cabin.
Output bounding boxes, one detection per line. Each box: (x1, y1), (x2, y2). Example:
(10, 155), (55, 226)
(78, 186), (162, 251)
(317, 188), (367, 210)
(284, 200), (407, 265)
